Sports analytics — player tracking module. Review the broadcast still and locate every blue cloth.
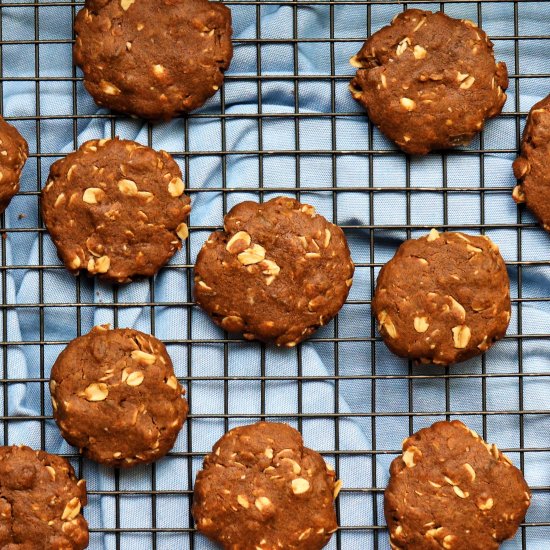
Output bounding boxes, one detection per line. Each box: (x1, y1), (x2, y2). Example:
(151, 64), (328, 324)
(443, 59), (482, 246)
(0, 1), (548, 548)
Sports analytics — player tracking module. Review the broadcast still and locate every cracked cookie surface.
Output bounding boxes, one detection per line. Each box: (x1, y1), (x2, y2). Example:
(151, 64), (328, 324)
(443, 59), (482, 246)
(0, 445), (88, 549)
(193, 421), (340, 550)
(74, 0), (233, 120)
(373, 230), (510, 366)
(350, 9), (508, 155)
(513, 94), (550, 231)
(385, 420), (531, 550)
(50, 325), (188, 468)
(41, 138), (191, 283)
(0, 117), (28, 214)
(194, 196), (354, 347)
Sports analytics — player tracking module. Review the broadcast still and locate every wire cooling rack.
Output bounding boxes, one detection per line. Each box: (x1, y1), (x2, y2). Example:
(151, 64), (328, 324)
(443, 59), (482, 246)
(0, 0), (549, 549)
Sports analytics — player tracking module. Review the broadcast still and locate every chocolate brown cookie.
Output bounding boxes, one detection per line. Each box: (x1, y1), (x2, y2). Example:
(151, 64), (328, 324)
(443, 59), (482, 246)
(194, 197), (354, 347)
(0, 445), (88, 549)
(0, 117), (28, 213)
(513, 94), (550, 231)
(50, 325), (188, 468)
(373, 230), (510, 366)
(385, 420), (531, 550)
(74, 0), (233, 120)
(350, 9), (508, 155)
(193, 422), (340, 549)
(42, 138), (191, 283)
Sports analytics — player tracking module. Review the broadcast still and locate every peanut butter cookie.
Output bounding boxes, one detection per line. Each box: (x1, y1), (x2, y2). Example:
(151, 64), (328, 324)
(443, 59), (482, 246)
(194, 196), (354, 347)
(0, 445), (88, 549)
(385, 420), (531, 550)
(0, 117), (28, 213)
(350, 9), (508, 155)
(513, 94), (550, 231)
(50, 325), (188, 468)
(373, 230), (510, 365)
(193, 422), (340, 549)
(41, 138), (191, 283)
(74, 0), (233, 120)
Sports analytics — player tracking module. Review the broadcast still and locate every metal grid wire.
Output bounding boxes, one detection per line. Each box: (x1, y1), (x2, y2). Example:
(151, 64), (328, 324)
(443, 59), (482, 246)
(0, 0), (548, 548)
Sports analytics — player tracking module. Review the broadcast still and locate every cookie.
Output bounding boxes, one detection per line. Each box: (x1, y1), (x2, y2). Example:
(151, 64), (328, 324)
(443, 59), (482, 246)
(193, 421), (340, 549)
(385, 420), (531, 550)
(513, 94), (550, 230)
(41, 138), (191, 283)
(194, 197), (354, 347)
(0, 445), (88, 549)
(0, 117), (28, 213)
(350, 9), (508, 155)
(74, 0), (233, 120)
(373, 229), (510, 366)
(50, 325), (188, 468)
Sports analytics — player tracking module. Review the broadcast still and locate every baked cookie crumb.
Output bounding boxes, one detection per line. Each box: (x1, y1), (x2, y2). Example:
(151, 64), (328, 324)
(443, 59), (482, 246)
(193, 422), (340, 549)
(42, 138), (191, 283)
(0, 445), (88, 549)
(50, 325), (188, 467)
(350, 9), (508, 154)
(513, 94), (550, 232)
(74, 0), (233, 120)
(194, 196), (354, 347)
(373, 230), (510, 365)
(0, 117), (28, 213)
(385, 420), (531, 550)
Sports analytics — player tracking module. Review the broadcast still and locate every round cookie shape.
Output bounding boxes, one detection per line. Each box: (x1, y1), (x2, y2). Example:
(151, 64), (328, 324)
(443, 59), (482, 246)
(350, 9), (508, 155)
(373, 230), (510, 366)
(41, 138), (191, 283)
(0, 445), (88, 549)
(194, 196), (354, 347)
(513, 94), (550, 230)
(74, 0), (233, 120)
(0, 117), (28, 213)
(50, 325), (188, 467)
(193, 422), (340, 549)
(385, 420), (531, 550)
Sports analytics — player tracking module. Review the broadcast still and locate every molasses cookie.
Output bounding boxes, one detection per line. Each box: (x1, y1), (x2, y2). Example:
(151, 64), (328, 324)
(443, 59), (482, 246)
(513, 94), (550, 231)
(385, 420), (531, 550)
(42, 138), (191, 283)
(194, 196), (354, 347)
(193, 422), (340, 549)
(74, 0), (233, 120)
(373, 230), (510, 365)
(50, 325), (188, 468)
(350, 9), (508, 155)
(0, 445), (88, 549)
(0, 117), (28, 213)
